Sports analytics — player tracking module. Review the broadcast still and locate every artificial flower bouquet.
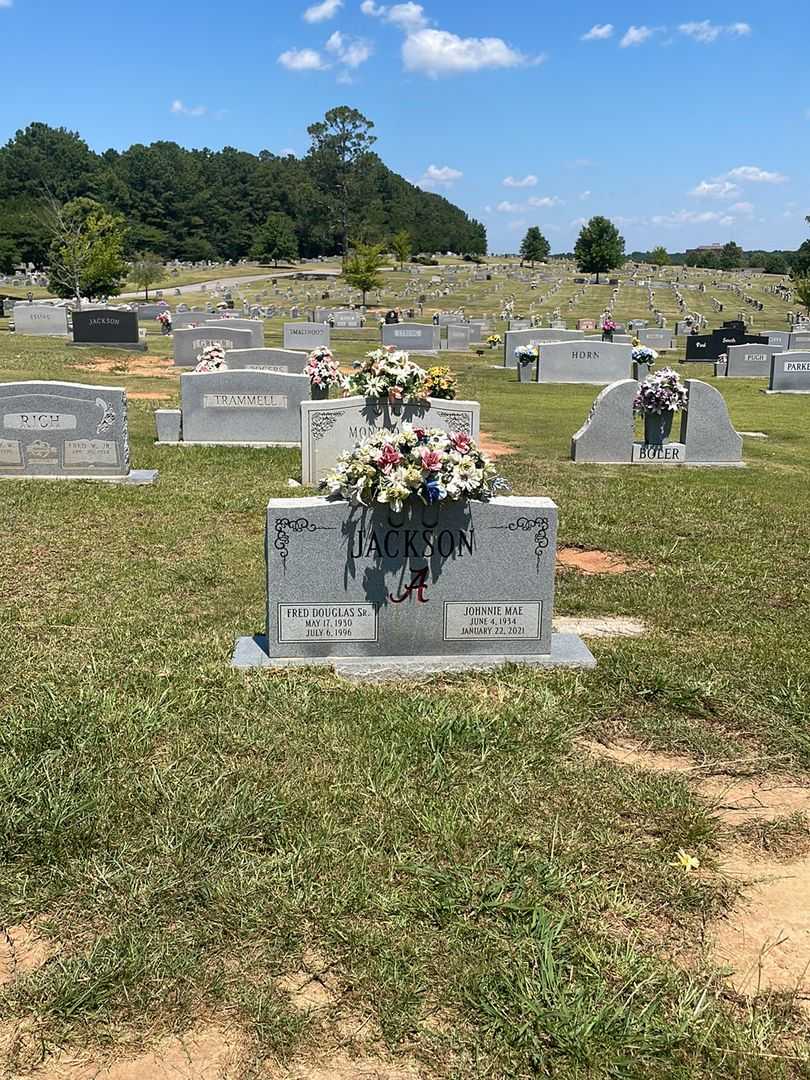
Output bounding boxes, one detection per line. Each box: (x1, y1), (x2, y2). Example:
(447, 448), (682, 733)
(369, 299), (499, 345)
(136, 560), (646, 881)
(305, 346), (344, 390)
(345, 347), (429, 403)
(631, 345), (658, 366)
(514, 344), (540, 364)
(633, 367), (688, 415)
(193, 343), (228, 372)
(423, 366), (458, 400)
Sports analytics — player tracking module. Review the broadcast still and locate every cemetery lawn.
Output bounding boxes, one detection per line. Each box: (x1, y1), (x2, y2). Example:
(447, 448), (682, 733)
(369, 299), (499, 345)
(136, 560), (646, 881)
(2, 327), (810, 1078)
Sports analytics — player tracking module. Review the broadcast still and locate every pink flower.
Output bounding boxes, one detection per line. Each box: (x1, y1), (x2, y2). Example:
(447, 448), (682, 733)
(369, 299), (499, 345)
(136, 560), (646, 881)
(420, 449), (443, 471)
(388, 385), (403, 402)
(377, 444), (403, 471)
(451, 432), (472, 452)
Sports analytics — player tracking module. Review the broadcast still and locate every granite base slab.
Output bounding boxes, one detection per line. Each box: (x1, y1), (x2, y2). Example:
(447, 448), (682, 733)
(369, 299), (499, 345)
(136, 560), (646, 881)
(68, 341), (148, 352)
(762, 389), (810, 395)
(0, 469), (159, 484)
(155, 440), (299, 448)
(231, 632), (597, 680)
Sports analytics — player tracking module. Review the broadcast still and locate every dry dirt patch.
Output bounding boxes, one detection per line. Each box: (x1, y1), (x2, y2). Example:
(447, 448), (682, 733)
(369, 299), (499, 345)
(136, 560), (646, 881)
(262, 1051), (422, 1078)
(0, 923), (59, 987)
(72, 356), (176, 379)
(556, 548), (650, 575)
(477, 431), (514, 459)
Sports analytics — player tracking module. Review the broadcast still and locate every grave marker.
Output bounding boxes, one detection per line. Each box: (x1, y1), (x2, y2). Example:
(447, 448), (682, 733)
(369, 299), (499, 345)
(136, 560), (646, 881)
(283, 322), (330, 351)
(12, 304), (69, 336)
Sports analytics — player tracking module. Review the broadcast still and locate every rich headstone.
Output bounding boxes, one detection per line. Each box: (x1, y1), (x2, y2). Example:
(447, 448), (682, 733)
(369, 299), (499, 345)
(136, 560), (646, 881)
(173, 326), (254, 367)
(232, 495), (595, 677)
(725, 343), (782, 378)
(381, 323), (440, 352)
(155, 369), (309, 445)
(571, 378), (742, 465)
(300, 397), (480, 485)
(767, 351), (810, 393)
(71, 308), (143, 350)
(225, 347), (309, 374)
(0, 380), (156, 483)
(13, 304), (69, 337)
(535, 340), (633, 384)
(503, 328), (584, 368)
(283, 322), (330, 351)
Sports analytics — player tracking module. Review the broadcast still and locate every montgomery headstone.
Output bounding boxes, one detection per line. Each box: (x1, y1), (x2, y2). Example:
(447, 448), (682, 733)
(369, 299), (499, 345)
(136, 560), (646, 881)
(225, 347), (309, 374)
(767, 351), (810, 393)
(0, 380), (156, 483)
(381, 323), (440, 352)
(232, 495), (595, 677)
(155, 369), (309, 445)
(13, 304), (69, 336)
(300, 396), (480, 485)
(283, 322), (330, 351)
(173, 326), (254, 367)
(71, 308), (143, 350)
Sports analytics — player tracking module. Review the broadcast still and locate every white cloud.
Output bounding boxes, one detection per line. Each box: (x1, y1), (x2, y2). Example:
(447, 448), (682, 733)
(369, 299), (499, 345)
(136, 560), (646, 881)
(730, 201), (754, 214)
(507, 219), (529, 231)
(418, 163), (463, 189)
(303, 0), (342, 22)
(727, 165), (787, 183)
(528, 195), (561, 207)
(170, 99), (207, 117)
(278, 47), (328, 70)
(361, 1), (428, 29)
(570, 217), (588, 229)
(0, 1), (13, 8)
(689, 179), (740, 199)
(579, 190), (591, 200)
(651, 209), (736, 227)
(582, 23), (614, 41)
(402, 27), (534, 75)
(678, 20), (752, 44)
(496, 200), (523, 213)
(325, 30), (373, 67)
(503, 175), (537, 188)
(360, 0), (384, 11)
(620, 25), (654, 47)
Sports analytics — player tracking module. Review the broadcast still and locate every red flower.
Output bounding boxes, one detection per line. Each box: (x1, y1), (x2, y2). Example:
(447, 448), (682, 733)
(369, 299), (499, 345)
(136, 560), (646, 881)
(451, 432), (472, 452)
(377, 444), (403, 471)
(420, 449), (443, 471)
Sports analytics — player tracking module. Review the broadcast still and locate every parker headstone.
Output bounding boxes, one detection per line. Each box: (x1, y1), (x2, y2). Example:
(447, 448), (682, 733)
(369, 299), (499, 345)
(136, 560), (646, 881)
(232, 495), (595, 677)
(0, 380), (156, 483)
(225, 347), (309, 374)
(535, 340), (632, 384)
(71, 308), (143, 350)
(173, 326), (254, 367)
(381, 323), (440, 352)
(301, 396), (480, 485)
(13, 304), (69, 336)
(155, 369), (308, 445)
(283, 322), (330, 351)
(767, 351), (810, 393)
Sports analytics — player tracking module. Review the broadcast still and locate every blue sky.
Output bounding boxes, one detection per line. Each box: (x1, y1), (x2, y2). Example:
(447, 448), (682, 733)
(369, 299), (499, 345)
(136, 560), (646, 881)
(1, 0), (807, 254)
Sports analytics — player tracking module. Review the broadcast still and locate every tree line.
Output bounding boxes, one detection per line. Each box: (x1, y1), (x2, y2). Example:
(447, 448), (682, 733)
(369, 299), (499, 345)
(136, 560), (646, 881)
(0, 108), (487, 272)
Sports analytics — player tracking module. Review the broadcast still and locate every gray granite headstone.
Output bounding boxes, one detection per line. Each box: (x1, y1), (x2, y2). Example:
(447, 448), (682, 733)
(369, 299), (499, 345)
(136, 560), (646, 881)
(231, 495), (595, 677)
(768, 351), (810, 392)
(725, 343), (782, 378)
(763, 330), (790, 349)
(171, 310), (219, 330)
(159, 369), (309, 445)
(571, 380), (637, 462)
(680, 380), (742, 464)
(225, 347), (309, 374)
(503, 328), (584, 368)
(381, 323), (440, 352)
(283, 322), (330, 351)
(13, 304), (69, 336)
(636, 328), (673, 349)
(300, 396), (480, 485)
(207, 318), (264, 347)
(331, 310), (362, 328)
(789, 333), (810, 351)
(508, 319), (531, 331)
(445, 324), (472, 351)
(0, 380), (156, 483)
(536, 340), (632, 384)
(173, 326), (254, 366)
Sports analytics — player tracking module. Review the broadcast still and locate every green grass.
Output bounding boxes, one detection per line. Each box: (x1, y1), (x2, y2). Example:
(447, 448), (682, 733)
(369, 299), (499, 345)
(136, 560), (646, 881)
(1, 276), (809, 1078)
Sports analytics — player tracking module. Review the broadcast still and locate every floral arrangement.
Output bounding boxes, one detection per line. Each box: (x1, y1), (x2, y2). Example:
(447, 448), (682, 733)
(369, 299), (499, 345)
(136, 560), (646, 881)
(632, 345), (658, 365)
(345, 347), (429, 403)
(305, 346), (344, 390)
(633, 368), (688, 415)
(156, 310), (172, 327)
(602, 317), (617, 332)
(323, 425), (498, 512)
(486, 334), (502, 348)
(194, 344), (228, 372)
(514, 344), (539, 364)
(423, 366), (457, 400)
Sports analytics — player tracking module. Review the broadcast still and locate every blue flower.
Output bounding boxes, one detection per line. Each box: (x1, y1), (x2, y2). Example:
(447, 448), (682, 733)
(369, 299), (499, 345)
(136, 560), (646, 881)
(424, 477), (443, 503)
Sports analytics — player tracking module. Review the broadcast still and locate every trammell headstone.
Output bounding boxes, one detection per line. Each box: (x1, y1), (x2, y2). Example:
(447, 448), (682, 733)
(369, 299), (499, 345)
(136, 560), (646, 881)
(0, 380), (156, 483)
(381, 323), (440, 352)
(173, 326), (254, 366)
(155, 369), (308, 445)
(231, 495), (595, 678)
(767, 351), (810, 393)
(71, 308), (143, 350)
(13, 304), (69, 336)
(300, 396), (480, 485)
(224, 347), (309, 374)
(283, 322), (330, 351)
